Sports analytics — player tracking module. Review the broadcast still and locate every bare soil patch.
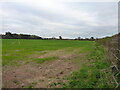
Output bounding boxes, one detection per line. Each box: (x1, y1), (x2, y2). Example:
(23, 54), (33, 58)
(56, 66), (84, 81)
(3, 49), (84, 88)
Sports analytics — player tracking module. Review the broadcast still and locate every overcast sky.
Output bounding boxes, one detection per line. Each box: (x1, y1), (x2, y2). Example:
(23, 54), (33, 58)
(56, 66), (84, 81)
(0, 0), (118, 38)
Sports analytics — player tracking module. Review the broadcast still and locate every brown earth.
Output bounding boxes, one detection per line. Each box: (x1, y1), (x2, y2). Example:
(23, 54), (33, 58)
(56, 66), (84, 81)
(2, 49), (85, 88)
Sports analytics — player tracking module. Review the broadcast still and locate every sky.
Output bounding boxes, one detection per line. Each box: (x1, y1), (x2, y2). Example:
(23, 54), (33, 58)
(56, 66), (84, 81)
(0, 0), (118, 39)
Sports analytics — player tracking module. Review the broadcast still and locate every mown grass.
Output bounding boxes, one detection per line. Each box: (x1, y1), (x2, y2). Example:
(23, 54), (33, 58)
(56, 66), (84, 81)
(63, 43), (115, 88)
(2, 39), (94, 66)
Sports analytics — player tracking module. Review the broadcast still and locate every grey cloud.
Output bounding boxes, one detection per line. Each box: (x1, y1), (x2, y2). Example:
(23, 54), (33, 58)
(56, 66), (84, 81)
(1, 1), (118, 38)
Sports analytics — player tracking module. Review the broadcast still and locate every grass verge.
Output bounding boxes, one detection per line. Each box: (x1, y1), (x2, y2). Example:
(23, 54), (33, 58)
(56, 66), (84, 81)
(63, 43), (115, 88)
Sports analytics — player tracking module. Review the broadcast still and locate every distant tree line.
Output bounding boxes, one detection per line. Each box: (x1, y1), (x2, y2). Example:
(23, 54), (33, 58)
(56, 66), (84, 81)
(1, 32), (42, 39)
(0, 32), (95, 41)
(74, 37), (95, 41)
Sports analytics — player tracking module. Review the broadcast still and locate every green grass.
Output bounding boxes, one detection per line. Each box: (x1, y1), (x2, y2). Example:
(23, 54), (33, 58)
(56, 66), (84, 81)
(2, 39), (94, 66)
(63, 43), (115, 88)
(2, 39), (114, 88)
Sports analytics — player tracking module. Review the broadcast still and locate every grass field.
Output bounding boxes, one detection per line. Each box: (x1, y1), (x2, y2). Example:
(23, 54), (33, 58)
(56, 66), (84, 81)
(2, 39), (94, 66)
(2, 39), (114, 88)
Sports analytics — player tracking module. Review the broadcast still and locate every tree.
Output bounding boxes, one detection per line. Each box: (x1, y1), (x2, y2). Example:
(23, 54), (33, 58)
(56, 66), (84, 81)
(90, 37), (94, 41)
(5, 32), (12, 36)
(5, 32), (12, 39)
(3, 32), (43, 39)
(12, 33), (19, 39)
(59, 36), (62, 40)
